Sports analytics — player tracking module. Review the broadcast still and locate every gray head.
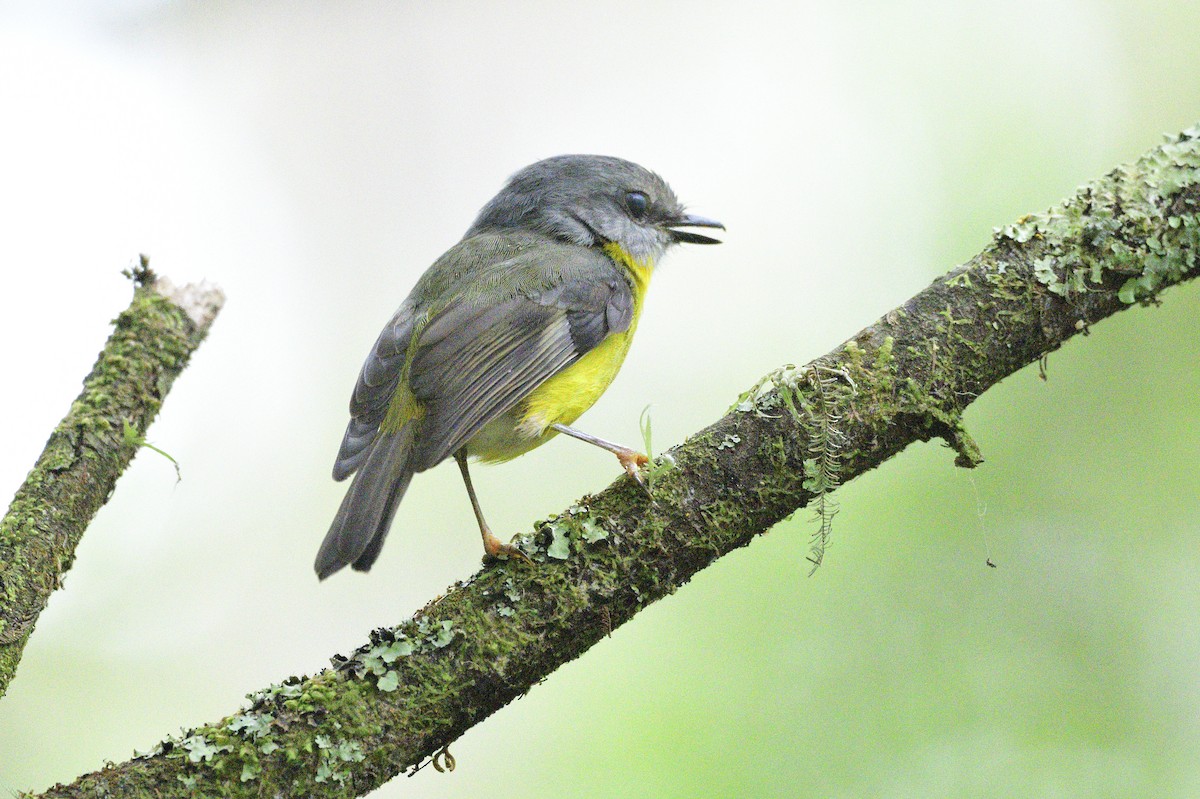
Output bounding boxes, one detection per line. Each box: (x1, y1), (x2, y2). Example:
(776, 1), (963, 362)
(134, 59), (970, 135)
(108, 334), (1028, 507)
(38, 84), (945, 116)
(465, 154), (722, 263)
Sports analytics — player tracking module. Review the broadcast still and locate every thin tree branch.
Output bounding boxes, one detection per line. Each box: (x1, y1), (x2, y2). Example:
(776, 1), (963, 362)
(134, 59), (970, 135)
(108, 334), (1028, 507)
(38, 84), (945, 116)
(0, 259), (224, 698)
(34, 125), (1200, 797)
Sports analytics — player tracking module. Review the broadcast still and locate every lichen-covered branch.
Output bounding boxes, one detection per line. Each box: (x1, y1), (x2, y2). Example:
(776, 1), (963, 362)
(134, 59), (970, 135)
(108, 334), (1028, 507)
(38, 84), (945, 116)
(0, 260), (225, 698)
(34, 125), (1200, 798)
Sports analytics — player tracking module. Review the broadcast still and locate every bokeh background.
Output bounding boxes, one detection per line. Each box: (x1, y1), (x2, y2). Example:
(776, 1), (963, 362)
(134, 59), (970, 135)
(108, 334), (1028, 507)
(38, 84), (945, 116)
(2, 2), (1199, 796)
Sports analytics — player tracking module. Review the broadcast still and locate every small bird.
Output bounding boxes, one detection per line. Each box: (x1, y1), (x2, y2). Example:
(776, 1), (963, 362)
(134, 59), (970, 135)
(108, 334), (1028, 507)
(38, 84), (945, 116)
(316, 155), (722, 579)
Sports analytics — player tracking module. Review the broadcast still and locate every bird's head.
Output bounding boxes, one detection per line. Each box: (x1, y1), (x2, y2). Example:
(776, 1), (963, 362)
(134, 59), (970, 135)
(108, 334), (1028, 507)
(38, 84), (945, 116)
(467, 154), (723, 264)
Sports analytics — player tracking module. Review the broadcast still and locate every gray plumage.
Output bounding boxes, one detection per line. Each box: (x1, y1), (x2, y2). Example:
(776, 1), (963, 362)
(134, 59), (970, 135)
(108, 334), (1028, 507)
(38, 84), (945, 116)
(316, 155), (721, 579)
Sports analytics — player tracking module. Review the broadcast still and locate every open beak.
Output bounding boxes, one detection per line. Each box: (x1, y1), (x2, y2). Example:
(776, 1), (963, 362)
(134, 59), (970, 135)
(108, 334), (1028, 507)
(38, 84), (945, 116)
(664, 213), (724, 245)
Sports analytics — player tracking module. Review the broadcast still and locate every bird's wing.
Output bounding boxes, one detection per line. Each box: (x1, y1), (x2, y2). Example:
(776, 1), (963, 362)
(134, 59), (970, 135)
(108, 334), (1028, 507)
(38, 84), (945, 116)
(331, 298), (419, 480)
(404, 246), (633, 471)
(331, 238), (633, 480)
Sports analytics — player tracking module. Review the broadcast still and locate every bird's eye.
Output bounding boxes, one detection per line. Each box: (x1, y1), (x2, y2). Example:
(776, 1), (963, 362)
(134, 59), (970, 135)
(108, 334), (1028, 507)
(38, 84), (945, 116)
(625, 191), (649, 219)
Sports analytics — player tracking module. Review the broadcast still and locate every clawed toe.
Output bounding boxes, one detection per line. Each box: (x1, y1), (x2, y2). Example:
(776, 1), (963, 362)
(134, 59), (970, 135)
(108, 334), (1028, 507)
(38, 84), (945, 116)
(616, 449), (651, 493)
(482, 533), (532, 564)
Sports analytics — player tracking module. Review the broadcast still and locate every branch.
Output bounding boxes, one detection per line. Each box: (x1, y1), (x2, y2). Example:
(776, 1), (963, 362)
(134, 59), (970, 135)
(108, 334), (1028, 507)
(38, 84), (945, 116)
(0, 259), (224, 697)
(35, 125), (1200, 797)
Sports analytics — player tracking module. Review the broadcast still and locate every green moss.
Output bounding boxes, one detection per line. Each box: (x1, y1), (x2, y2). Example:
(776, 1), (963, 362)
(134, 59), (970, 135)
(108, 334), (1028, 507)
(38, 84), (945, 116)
(990, 126), (1199, 307)
(1, 274), (219, 698)
(157, 669), (389, 793)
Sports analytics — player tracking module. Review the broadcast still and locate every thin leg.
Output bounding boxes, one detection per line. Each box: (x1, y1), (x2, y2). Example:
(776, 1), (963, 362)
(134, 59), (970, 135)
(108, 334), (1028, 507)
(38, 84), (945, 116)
(551, 423), (649, 488)
(454, 449), (529, 562)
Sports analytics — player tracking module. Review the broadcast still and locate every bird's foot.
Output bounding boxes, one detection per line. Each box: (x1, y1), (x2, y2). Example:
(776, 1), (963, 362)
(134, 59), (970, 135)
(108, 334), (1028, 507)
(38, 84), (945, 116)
(615, 448), (651, 493)
(482, 531), (532, 564)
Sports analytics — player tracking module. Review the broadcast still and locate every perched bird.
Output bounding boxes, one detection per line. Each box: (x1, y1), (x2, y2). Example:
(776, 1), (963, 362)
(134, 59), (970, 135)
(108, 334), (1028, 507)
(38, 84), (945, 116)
(316, 155), (722, 579)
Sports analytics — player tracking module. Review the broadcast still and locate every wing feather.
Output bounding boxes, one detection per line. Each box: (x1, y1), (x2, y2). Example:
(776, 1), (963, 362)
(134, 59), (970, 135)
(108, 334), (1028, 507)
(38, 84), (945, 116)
(405, 250), (632, 471)
(331, 235), (634, 482)
(332, 300), (418, 480)
(407, 302), (576, 468)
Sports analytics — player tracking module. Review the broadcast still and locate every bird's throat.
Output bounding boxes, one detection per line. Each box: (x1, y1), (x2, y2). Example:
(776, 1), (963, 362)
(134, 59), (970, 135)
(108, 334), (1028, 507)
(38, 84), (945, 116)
(602, 241), (654, 296)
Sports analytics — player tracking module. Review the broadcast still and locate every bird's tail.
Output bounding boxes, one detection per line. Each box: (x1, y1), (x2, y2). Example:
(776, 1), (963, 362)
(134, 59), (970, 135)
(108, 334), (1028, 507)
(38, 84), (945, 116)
(315, 425), (416, 579)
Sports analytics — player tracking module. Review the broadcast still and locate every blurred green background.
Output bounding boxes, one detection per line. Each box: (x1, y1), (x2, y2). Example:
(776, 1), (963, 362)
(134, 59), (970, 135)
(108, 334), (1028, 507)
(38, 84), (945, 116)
(2, 2), (1199, 797)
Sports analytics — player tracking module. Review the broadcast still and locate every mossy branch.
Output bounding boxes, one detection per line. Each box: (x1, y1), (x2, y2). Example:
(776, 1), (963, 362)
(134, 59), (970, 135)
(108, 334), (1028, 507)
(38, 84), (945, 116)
(0, 259), (224, 698)
(32, 125), (1200, 797)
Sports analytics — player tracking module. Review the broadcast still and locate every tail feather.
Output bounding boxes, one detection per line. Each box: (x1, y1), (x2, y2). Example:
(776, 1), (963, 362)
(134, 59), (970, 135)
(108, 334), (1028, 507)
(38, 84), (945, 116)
(315, 426), (415, 580)
(349, 476), (409, 572)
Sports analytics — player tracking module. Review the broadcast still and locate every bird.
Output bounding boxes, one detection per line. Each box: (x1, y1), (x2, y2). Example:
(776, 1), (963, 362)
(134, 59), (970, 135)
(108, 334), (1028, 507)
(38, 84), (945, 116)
(315, 154), (722, 579)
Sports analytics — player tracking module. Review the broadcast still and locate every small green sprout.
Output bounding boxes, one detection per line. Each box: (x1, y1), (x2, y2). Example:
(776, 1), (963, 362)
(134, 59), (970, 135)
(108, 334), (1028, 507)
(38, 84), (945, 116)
(122, 419), (181, 482)
(638, 405), (674, 491)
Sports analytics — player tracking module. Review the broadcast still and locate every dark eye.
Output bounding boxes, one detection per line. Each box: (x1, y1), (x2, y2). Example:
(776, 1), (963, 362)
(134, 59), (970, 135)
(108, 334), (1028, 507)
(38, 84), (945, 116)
(625, 191), (649, 219)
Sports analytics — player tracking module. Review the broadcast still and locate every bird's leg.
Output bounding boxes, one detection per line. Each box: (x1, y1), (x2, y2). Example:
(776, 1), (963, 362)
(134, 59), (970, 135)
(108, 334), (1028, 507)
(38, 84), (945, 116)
(551, 423), (650, 488)
(454, 449), (530, 563)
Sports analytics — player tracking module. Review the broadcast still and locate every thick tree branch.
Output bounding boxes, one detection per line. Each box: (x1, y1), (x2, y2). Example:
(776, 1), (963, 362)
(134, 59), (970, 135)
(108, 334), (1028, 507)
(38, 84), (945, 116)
(0, 260), (224, 698)
(35, 125), (1200, 797)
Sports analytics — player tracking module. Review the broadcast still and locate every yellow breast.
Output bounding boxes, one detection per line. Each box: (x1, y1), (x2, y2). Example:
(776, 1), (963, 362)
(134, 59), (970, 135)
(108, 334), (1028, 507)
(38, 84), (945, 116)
(470, 243), (652, 462)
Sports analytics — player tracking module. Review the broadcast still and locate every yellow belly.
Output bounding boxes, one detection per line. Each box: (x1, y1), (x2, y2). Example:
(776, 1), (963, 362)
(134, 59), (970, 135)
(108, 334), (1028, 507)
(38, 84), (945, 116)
(469, 321), (638, 463)
(468, 243), (651, 463)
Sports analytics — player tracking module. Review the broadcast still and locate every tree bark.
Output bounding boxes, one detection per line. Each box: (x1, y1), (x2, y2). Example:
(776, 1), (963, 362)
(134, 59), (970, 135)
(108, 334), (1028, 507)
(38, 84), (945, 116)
(30, 125), (1200, 797)
(0, 259), (224, 698)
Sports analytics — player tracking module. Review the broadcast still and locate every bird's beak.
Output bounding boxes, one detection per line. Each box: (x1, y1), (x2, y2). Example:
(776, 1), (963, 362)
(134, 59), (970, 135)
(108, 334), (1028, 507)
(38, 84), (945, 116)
(664, 213), (724, 245)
